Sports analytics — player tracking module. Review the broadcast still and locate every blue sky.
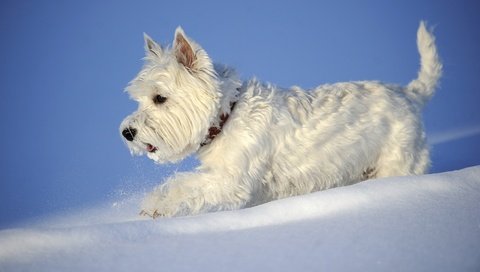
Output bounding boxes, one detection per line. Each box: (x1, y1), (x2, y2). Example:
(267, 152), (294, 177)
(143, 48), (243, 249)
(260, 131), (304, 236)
(1, 0), (479, 228)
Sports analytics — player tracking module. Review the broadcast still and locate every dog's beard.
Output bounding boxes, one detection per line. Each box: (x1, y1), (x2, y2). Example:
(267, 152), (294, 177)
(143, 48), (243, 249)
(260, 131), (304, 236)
(121, 109), (204, 164)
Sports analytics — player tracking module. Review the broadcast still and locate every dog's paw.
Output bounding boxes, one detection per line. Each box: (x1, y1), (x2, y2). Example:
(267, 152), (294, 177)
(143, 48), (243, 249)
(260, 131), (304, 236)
(139, 201), (189, 218)
(139, 184), (194, 218)
(139, 209), (169, 218)
(139, 184), (169, 218)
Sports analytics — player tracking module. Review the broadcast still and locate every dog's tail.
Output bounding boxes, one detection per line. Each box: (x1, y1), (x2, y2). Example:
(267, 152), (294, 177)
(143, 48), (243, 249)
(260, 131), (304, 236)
(406, 21), (442, 106)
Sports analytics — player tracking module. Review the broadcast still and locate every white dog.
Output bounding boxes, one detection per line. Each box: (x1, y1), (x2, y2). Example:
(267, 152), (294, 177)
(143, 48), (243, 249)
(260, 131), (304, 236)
(120, 21), (441, 218)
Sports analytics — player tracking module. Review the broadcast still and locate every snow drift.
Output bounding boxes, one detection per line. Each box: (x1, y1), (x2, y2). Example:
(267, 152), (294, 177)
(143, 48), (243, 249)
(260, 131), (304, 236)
(1, 166), (479, 272)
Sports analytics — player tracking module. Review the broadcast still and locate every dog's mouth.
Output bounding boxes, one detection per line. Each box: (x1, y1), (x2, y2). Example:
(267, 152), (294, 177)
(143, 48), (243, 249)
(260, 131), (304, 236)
(145, 143), (158, 153)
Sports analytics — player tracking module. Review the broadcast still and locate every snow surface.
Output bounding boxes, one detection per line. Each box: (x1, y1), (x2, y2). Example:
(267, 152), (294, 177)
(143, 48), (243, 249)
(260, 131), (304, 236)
(1, 166), (479, 272)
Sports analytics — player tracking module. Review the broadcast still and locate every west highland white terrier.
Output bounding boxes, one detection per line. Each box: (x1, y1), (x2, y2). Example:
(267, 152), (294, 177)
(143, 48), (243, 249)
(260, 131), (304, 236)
(120, 21), (441, 218)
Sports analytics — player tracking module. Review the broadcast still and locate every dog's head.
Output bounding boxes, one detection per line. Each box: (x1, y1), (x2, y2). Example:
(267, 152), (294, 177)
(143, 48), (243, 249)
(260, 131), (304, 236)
(120, 27), (222, 163)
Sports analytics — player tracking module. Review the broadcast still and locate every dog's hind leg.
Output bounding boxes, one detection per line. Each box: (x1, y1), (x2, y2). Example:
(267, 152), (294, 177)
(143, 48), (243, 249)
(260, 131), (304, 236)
(374, 124), (430, 178)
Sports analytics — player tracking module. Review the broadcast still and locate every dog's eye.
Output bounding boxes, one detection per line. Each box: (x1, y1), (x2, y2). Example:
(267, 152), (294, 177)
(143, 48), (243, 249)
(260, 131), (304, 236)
(153, 95), (167, 105)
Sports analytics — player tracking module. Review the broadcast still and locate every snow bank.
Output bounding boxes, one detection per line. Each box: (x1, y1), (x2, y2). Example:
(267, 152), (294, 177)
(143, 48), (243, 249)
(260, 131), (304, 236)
(1, 166), (479, 272)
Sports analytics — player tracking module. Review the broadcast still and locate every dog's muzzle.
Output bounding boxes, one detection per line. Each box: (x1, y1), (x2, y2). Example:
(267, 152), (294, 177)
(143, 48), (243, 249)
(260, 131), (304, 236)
(122, 127), (137, 142)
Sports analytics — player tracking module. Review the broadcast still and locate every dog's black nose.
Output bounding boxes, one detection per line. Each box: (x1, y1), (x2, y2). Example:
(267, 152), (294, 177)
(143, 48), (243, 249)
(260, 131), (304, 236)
(122, 128), (137, 141)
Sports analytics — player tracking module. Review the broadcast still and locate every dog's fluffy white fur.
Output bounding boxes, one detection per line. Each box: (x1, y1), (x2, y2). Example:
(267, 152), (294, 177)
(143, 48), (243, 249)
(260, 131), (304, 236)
(120, 22), (441, 217)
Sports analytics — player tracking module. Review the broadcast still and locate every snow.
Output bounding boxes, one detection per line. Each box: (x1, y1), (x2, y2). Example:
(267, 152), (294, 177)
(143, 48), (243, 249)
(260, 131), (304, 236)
(1, 166), (479, 272)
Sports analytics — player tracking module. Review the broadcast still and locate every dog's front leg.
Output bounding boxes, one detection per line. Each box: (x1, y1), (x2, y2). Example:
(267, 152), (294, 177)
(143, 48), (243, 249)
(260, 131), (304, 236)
(140, 171), (252, 218)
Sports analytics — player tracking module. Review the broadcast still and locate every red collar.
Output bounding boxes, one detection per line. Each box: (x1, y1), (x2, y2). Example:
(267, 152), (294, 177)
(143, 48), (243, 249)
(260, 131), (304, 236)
(200, 102), (236, 147)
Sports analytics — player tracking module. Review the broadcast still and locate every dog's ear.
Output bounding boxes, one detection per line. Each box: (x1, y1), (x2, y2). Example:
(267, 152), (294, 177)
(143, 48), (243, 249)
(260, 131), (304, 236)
(174, 27), (196, 70)
(144, 33), (163, 57)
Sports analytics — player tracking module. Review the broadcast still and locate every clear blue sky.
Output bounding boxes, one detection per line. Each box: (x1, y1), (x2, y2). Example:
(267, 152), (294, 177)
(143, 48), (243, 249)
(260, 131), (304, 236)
(1, 0), (479, 228)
